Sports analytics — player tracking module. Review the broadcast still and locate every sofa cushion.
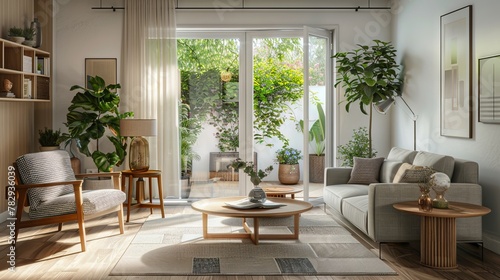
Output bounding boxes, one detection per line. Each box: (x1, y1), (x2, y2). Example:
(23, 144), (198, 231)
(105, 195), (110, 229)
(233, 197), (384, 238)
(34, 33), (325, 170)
(342, 195), (369, 235)
(386, 147), (418, 163)
(412, 151), (454, 178)
(379, 160), (403, 183)
(393, 163), (436, 183)
(323, 184), (368, 213)
(348, 157), (385, 184)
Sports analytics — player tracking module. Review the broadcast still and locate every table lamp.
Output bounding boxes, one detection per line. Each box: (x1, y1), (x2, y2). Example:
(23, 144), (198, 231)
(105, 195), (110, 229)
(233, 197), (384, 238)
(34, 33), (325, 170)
(120, 119), (157, 172)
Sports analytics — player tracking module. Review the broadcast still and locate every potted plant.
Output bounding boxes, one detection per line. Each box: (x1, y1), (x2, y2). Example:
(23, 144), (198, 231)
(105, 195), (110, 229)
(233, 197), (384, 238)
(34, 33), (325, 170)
(8, 27), (25, 44)
(275, 147), (302, 185)
(22, 27), (36, 47)
(229, 158), (273, 202)
(337, 127), (377, 167)
(298, 102), (325, 183)
(38, 127), (61, 151)
(333, 40), (403, 154)
(59, 75), (133, 172)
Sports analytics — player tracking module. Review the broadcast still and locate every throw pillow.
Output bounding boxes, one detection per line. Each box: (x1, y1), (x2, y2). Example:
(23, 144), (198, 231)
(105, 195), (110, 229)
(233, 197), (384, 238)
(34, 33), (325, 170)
(348, 157), (385, 185)
(393, 163), (435, 183)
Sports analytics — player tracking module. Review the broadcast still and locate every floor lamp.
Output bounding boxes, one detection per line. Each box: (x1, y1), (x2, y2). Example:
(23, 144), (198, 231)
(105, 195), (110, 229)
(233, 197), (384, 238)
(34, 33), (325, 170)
(373, 96), (418, 151)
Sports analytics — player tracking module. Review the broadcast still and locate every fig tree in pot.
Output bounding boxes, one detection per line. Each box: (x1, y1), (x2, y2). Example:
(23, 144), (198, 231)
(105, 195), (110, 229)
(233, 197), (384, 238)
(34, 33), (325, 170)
(333, 40), (402, 154)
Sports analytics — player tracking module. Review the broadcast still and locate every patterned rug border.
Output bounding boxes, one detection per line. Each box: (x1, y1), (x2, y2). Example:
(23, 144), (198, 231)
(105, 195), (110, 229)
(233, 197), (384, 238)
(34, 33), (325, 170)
(110, 210), (397, 276)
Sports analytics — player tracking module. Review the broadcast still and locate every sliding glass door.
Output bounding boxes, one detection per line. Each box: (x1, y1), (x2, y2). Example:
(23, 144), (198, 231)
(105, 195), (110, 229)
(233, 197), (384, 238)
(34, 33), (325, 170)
(177, 29), (332, 201)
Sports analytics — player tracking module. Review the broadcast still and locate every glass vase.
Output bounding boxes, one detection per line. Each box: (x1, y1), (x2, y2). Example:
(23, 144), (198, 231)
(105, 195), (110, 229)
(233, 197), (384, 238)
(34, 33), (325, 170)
(248, 185), (267, 203)
(418, 185), (433, 212)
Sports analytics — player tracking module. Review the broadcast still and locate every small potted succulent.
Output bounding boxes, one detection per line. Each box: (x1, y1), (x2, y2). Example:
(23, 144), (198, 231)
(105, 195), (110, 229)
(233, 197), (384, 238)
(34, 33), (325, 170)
(22, 27), (36, 47)
(38, 127), (62, 151)
(8, 27), (25, 44)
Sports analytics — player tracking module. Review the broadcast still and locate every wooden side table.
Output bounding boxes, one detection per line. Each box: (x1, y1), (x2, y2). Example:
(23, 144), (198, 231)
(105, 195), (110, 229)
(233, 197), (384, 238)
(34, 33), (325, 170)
(393, 201), (490, 269)
(261, 186), (302, 199)
(121, 170), (165, 222)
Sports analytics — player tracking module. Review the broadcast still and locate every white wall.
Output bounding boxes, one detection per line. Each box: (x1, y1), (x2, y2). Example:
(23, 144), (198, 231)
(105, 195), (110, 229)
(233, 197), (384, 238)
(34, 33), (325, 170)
(54, 0), (124, 170)
(393, 0), (500, 254)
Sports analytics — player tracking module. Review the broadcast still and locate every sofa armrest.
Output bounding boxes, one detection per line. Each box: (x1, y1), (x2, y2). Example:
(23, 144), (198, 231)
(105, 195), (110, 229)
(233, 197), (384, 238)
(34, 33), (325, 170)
(324, 167), (352, 186)
(367, 183), (482, 242)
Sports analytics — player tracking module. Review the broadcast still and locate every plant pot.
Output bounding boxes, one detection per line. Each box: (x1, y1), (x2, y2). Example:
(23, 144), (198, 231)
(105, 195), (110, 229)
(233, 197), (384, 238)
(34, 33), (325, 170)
(309, 154), (325, 183)
(9, 36), (24, 44)
(181, 175), (192, 199)
(22, 40), (36, 47)
(39, 146), (59, 152)
(278, 164), (300, 185)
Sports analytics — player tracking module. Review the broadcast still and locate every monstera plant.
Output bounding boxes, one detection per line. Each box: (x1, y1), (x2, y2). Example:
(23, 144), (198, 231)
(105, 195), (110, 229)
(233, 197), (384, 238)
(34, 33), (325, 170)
(59, 76), (133, 172)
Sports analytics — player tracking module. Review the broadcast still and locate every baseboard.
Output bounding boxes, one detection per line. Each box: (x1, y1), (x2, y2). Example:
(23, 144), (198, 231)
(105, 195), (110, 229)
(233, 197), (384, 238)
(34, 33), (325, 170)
(484, 231), (500, 255)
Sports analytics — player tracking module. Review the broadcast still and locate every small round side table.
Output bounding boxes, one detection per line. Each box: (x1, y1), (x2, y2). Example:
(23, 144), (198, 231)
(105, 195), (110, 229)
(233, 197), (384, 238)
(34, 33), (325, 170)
(393, 201), (490, 269)
(261, 186), (302, 199)
(121, 170), (165, 222)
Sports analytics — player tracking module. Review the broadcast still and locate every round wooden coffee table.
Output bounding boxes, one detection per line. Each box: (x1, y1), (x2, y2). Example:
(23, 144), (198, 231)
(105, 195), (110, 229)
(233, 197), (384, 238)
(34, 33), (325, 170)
(262, 186), (302, 199)
(191, 196), (312, 244)
(393, 201), (490, 269)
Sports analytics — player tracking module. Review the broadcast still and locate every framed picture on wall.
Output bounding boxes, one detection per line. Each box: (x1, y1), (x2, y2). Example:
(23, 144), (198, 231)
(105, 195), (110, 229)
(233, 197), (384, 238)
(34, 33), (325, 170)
(478, 55), (500, 123)
(85, 58), (117, 87)
(440, 5), (472, 138)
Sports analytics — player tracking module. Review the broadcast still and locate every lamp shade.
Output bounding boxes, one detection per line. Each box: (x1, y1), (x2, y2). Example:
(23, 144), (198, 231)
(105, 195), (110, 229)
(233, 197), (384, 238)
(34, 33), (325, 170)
(373, 98), (395, 114)
(120, 119), (157, 137)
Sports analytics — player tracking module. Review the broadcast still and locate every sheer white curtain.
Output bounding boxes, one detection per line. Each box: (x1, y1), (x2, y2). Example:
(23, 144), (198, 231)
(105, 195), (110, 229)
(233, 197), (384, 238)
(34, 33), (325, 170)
(121, 0), (180, 198)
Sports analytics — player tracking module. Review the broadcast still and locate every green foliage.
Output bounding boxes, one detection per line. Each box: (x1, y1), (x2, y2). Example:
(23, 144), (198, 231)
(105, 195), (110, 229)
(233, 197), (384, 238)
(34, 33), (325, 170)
(180, 103), (201, 175)
(337, 127), (377, 167)
(298, 103), (325, 155)
(38, 127), (62, 146)
(333, 40), (402, 114)
(229, 158), (273, 186)
(333, 40), (403, 154)
(8, 27), (24, 37)
(253, 56), (303, 147)
(59, 75), (134, 172)
(275, 147), (303, 165)
(23, 27), (36, 40)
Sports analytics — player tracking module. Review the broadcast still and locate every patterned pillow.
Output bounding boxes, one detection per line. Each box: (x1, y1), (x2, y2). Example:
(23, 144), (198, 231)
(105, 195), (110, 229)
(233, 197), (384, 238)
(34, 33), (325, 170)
(348, 157), (385, 185)
(393, 163), (435, 183)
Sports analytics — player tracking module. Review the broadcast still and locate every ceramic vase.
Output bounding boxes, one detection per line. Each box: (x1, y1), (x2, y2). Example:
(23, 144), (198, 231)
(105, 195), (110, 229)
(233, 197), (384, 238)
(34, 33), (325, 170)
(278, 164), (300, 185)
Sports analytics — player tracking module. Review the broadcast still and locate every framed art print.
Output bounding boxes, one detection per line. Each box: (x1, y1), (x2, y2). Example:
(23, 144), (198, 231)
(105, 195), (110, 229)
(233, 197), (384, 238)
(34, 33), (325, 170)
(440, 5), (472, 138)
(478, 55), (500, 123)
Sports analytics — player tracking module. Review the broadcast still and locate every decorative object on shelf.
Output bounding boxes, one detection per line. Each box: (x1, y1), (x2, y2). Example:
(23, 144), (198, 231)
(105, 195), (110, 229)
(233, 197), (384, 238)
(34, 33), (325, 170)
(440, 5), (472, 138)
(275, 147), (302, 185)
(229, 158), (273, 203)
(30, 18), (42, 48)
(2, 79), (15, 98)
(120, 119), (157, 172)
(429, 172), (451, 209)
(59, 75), (134, 172)
(38, 127), (61, 151)
(8, 26), (24, 44)
(22, 27), (36, 47)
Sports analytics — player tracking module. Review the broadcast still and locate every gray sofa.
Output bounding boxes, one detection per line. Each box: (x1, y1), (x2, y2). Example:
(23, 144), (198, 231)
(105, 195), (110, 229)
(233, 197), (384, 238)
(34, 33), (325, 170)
(324, 147), (483, 246)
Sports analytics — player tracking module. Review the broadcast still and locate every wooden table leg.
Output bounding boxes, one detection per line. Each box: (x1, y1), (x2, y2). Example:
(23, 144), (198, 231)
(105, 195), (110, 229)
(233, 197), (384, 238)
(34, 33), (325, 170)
(157, 174), (165, 218)
(421, 216), (457, 269)
(202, 213), (208, 238)
(148, 177), (153, 214)
(126, 175), (133, 222)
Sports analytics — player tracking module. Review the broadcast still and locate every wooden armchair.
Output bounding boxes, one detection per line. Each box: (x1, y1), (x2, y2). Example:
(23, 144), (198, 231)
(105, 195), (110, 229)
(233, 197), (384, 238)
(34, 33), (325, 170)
(13, 150), (125, 252)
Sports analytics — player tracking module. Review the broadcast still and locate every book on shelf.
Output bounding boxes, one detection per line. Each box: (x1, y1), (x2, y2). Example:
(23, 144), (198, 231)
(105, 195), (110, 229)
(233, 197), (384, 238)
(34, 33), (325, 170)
(23, 56), (33, 73)
(224, 198), (286, 209)
(23, 79), (32, 99)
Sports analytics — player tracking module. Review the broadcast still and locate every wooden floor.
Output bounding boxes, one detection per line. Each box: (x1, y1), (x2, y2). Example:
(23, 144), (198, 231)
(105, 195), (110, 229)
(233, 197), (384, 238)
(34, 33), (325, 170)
(1, 205), (500, 280)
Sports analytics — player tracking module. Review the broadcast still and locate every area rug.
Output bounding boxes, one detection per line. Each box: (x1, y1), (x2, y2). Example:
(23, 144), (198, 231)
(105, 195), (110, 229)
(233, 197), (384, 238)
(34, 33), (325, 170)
(110, 208), (396, 276)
